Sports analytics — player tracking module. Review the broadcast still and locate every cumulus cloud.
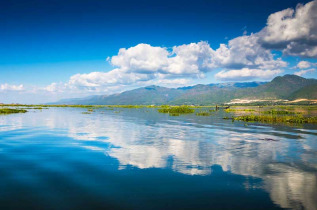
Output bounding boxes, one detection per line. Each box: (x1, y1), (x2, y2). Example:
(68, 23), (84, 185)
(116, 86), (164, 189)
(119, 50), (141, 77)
(0, 84), (24, 91)
(43, 82), (70, 93)
(294, 68), (316, 76)
(213, 34), (287, 70)
(166, 42), (215, 75)
(297, 61), (313, 69)
(215, 68), (283, 81)
(110, 41), (216, 76)
(65, 39), (287, 90)
(210, 34), (286, 81)
(110, 44), (169, 73)
(59, 42), (215, 93)
(284, 43), (317, 58)
(259, 0), (317, 58)
(69, 69), (154, 88)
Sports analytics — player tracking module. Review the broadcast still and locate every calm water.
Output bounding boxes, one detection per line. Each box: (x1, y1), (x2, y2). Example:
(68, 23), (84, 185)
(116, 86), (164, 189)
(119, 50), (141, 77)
(0, 108), (316, 210)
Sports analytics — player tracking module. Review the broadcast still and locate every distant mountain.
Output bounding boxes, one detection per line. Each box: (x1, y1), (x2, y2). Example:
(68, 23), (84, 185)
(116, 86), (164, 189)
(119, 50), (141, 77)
(89, 85), (183, 105)
(51, 75), (317, 105)
(247, 74), (317, 99)
(50, 95), (103, 104)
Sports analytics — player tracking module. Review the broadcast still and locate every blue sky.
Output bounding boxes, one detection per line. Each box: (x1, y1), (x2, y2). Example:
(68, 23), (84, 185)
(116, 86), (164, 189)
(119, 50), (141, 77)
(1, 0), (317, 103)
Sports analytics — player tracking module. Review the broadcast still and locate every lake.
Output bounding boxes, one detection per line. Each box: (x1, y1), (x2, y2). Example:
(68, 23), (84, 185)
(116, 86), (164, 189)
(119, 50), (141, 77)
(0, 107), (316, 210)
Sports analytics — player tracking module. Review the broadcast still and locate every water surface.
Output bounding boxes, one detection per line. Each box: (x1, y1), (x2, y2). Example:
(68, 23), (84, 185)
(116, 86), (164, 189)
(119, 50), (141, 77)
(0, 108), (316, 209)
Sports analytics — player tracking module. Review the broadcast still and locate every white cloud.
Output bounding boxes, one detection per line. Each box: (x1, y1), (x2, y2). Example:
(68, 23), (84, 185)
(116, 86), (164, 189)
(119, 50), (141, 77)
(284, 43), (317, 58)
(211, 34), (286, 81)
(70, 39), (288, 89)
(44, 82), (69, 92)
(294, 68), (316, 76)
(57, 42), (215, 93)
(68, 69), (153, 88)
(110, 41), (216, 76)
(260, 0), (317, 58)
(215, 68), (283, 81)
(110, 44), (169, 73)
(213, 34), (287, 70)
(166, 42), (215, 75)
(297, 61), (312, 69)
(0, 84), (24, 91)
(43, 38), (288, 94)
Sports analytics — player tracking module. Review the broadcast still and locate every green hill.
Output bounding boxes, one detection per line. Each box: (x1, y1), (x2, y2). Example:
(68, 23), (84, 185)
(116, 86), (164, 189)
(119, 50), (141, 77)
(51, 75), (317, 105)
(288, 84), (317, 100)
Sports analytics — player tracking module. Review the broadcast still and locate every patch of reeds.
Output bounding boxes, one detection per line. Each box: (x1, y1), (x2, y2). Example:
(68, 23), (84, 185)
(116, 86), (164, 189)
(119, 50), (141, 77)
(261, 110), (295, 115)
(81, 112), (91, 114)
(0, 108), (27, 114)
(169, 113), (180, 116)
(196, 111), (211, 116)
(225, 109), (255, 113)
(231, 114), (317, 124)
(157, 106), (195, 114)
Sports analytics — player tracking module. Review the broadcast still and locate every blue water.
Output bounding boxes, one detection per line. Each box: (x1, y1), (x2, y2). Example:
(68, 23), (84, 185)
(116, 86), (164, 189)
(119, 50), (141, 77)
(0, 108), (316, 210)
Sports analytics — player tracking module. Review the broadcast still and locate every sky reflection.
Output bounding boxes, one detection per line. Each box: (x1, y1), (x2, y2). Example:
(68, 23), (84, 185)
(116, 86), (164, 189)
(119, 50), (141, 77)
(0, 108), (316, 209)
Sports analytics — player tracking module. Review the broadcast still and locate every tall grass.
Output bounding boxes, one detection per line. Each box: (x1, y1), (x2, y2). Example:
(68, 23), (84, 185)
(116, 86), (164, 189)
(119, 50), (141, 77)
(225, 109), (255, 113)
(0, 108), (27, 114)
(196, 111), (211, 116)
(232, 115), (317, 124)
(261, 110), (295, 115)
(157, 106), (195, 114)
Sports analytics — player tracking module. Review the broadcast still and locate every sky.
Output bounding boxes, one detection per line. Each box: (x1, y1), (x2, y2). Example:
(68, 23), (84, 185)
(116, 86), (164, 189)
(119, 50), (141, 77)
(1, 0), (317, 103)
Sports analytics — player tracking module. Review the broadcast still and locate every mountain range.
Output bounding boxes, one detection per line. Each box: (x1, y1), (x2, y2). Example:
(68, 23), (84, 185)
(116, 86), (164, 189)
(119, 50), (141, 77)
(52, 75), (317, 105)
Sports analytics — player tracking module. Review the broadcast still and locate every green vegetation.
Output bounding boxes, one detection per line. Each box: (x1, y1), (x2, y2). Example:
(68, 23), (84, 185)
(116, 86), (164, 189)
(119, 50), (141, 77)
(231, 115), (317, 124)
(82, 112), (91, 114)
(25, 107), (44, 110)
(222, 105), (317, 125)
(225, 109), (255, 112)
(288, 84), (317, 100)
(157, 106), (195, 114)
(261, 110), (295, 115)
(107, 105), (146, 108)
(0, 108), (27, 114)
(196, 111), (211, 116)
(2, 104), (316, 111)
(169, 113), (180, 116)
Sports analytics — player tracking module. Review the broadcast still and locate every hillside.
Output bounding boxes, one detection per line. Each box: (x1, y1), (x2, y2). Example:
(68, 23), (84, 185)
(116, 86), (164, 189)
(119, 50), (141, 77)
(288, 84), (317, 100)
(52, 75), (317, 105)
(247, 75), (317, 99)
